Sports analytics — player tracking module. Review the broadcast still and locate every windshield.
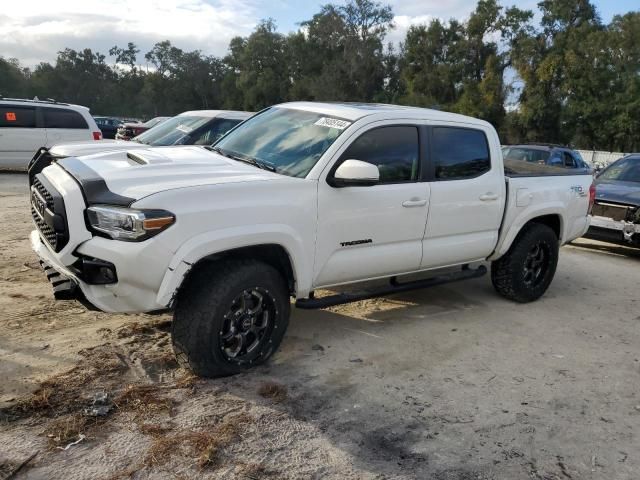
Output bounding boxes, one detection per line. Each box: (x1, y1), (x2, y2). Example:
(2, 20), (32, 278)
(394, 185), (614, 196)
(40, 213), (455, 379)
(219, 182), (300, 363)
(134, 116), (212, 146)
(143, 117), (168, 128)
(213, 107), (350, 177)
(599, 157), (640, 183)
(502, 147), (550, 163)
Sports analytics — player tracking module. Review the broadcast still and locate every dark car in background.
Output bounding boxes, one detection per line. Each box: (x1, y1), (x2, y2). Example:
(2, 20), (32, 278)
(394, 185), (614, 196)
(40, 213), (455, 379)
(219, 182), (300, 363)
(93, 116), (122, 139)
(584, 154), (640, 247)
(502, 144), (592, 174)
(116, 116), (170, 140)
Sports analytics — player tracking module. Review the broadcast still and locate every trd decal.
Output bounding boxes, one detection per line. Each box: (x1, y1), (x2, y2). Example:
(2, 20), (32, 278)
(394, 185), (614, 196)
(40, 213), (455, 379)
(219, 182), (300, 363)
(340, 239), (373, 247)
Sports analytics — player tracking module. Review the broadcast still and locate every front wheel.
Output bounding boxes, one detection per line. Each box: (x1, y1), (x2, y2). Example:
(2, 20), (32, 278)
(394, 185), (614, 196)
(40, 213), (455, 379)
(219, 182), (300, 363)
(172, 259), (290, 377)
(491, 223), (559, 303)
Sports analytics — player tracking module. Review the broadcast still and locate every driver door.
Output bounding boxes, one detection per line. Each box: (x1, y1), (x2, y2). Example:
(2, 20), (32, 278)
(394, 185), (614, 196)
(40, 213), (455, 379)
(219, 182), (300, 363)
(314, 124), (430, 287)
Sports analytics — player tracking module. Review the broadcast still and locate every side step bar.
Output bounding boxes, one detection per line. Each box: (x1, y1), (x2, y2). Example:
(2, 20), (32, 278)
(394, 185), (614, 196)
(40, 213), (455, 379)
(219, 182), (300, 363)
(295, 265), (487, 310)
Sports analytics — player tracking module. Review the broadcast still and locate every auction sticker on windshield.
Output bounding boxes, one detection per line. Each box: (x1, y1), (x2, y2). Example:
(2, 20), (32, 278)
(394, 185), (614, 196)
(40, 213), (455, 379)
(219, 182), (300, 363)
(314, 117), (351, 130)
(176, 124), (193, 133)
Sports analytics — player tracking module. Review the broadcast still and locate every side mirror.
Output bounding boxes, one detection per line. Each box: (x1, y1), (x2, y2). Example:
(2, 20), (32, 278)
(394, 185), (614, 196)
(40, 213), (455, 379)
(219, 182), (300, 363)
(329, 159), (379, 187)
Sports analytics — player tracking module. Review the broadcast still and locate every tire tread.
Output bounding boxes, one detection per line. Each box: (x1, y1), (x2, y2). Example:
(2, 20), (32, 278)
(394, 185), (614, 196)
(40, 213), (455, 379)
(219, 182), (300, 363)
(171, 258), (289, 377)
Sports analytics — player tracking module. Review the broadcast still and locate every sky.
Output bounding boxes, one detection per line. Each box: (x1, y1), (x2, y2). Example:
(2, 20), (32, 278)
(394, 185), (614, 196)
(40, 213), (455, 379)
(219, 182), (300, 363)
(0, 0), (637, 68)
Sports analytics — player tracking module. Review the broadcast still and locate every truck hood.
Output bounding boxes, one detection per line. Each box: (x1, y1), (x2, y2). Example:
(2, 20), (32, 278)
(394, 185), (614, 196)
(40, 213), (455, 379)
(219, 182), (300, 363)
(50, 140), (148, 158)
(594, 179), (640, 207)
(55, 146), (281, 204)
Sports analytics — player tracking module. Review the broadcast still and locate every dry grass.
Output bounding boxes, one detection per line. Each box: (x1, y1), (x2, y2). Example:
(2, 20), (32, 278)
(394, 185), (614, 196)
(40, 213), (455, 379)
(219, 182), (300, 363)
(3, 347), (129, 419)
(138, 422), (173, 436)
(115, 322), (157, 338)
(257, 381), (288, 403)
(43, 413), (95, 449)
(173, 372), (199, 389)
(144, 412), (253, 469)
(114, 384), (175, 416)
(115, 318), (172, 339)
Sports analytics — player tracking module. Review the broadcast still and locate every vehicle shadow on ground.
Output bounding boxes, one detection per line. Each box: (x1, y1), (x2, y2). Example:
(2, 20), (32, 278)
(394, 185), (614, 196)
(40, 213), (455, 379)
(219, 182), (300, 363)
(569, 239), (640, 260)
(217, 281), (528, 479)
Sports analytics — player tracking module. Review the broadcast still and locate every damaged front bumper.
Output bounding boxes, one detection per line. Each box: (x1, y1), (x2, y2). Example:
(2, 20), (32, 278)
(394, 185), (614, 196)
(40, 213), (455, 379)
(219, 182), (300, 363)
(585, 215), (640, 246)
(39, 259), (101, 311)
(30, 230), (169, 313)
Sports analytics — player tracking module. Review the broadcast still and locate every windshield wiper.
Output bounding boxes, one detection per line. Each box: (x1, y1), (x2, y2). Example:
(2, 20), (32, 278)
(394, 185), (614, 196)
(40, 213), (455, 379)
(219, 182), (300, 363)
(206, 146), (277, 172)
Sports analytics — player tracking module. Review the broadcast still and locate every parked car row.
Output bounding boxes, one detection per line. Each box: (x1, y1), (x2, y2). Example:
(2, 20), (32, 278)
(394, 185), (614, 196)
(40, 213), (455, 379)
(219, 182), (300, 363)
(93, 116), (122, 139)
(116, 116), (170, 140)
(44, 110), (251, 159)
(3, 97), (637, 256)
(0, 97), (252, 169)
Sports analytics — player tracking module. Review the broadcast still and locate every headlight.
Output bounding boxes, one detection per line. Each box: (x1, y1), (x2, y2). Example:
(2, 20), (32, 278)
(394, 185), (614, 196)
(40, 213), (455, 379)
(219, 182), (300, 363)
(87, 205), (175, 241)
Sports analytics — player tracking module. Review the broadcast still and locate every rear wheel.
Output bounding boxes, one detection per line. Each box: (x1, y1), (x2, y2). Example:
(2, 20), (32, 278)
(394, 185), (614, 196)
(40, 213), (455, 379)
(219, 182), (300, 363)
(491, 223), (559, 303)
(172, 259), (290, 377)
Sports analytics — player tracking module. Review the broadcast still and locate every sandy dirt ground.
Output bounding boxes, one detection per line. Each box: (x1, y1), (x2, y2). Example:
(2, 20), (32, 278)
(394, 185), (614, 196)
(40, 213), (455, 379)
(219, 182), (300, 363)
(1, 172), (639, 480)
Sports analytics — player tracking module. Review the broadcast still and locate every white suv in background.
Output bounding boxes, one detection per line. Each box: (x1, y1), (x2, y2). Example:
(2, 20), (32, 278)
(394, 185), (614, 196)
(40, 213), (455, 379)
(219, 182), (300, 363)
(0, 98), (102, 170)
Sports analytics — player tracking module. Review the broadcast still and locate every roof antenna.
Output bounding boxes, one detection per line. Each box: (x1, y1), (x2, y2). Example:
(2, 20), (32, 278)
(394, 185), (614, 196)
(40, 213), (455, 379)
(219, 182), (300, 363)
(33, 96), (39, 101)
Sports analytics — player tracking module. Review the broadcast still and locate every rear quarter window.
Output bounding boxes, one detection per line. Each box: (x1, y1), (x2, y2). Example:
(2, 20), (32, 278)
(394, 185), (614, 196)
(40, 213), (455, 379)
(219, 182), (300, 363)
(43, 108), (88, 129)
(0, 105), (36, 128)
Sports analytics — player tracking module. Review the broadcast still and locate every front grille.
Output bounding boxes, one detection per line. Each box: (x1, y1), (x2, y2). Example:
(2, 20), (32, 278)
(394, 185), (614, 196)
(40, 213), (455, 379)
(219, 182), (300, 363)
(30, 174), (69, 251)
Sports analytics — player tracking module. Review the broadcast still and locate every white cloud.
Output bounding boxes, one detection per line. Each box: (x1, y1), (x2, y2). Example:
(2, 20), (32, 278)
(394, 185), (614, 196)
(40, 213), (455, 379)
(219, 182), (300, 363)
(0, 0), (543, 67)
(384, 0), (540, 47)
(384, 0), (478, 47)
(387, 0), (475, 18)
(0, 0), (261, 67)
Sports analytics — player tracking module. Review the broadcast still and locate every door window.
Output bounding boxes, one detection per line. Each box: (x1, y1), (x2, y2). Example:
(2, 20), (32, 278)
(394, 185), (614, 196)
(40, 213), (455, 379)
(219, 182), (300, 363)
(191, 119), (242, 145)
(432, 127), (490, 180)
(562, 152), (576, 168)
(42, 108), (88, 129)
(0, 105), (36, 128)
(338, 126), (420, 183)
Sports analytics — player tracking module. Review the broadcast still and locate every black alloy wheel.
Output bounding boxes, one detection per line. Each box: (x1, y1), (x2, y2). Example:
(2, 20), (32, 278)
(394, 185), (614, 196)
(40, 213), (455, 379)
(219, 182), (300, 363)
(220, 288), (277, 363)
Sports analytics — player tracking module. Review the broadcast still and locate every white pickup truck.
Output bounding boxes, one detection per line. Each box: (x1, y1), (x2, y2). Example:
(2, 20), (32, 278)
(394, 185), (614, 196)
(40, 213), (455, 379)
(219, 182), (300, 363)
(29, 102), (594, 377)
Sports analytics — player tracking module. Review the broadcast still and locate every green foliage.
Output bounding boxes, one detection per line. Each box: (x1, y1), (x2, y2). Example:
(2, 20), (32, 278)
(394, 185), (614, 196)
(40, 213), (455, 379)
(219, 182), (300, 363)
(1, 0), (638, 150)
(399, 0), (532, 133)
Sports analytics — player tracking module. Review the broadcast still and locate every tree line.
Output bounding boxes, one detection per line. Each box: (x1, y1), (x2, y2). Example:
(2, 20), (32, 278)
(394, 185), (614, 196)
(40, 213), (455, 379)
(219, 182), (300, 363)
(1, 0), (638, 151)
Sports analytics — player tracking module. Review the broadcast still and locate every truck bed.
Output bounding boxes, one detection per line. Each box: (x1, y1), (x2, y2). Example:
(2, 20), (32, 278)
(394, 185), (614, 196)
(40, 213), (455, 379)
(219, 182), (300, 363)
(490, 167), (593, 260)
(503, 158), (590, 177)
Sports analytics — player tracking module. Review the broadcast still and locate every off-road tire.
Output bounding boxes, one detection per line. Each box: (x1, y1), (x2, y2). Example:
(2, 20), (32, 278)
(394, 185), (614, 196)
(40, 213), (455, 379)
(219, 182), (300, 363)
(171, 259), (290, 377)
(491, 223), (559, 303)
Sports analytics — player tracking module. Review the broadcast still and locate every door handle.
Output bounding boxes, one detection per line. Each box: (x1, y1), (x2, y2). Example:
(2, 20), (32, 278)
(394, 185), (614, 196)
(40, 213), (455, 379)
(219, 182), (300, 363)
(402, 198), (427, 208)
(479, 193), (499, 201)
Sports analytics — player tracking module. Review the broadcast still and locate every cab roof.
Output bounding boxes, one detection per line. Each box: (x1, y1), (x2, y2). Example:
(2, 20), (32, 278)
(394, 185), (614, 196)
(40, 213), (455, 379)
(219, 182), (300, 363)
(178, 110), (252, 119)
(278, 101), (488, 125)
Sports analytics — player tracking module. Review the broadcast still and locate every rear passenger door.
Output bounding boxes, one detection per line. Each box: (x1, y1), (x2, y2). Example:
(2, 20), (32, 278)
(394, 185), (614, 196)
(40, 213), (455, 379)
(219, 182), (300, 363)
(421, 125), (505, 268)
(42, 107), (89, 145)
(0, 104), (45, 170)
